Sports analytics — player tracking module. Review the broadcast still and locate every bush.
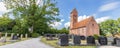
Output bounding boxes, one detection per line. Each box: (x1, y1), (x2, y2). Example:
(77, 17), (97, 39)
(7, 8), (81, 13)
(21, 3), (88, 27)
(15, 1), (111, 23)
(93, 34), (99, 40)
(31, 33), (40, 38)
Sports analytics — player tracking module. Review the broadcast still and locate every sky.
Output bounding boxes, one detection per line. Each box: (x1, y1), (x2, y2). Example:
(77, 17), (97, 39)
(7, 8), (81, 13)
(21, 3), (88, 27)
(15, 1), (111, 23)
(53, 0), (120, 29)
(0, 0), (120, 29)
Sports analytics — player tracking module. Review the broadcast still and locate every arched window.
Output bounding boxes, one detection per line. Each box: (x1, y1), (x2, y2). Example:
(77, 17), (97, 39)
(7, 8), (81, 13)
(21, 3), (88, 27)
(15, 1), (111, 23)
(92, 24), (94, 26)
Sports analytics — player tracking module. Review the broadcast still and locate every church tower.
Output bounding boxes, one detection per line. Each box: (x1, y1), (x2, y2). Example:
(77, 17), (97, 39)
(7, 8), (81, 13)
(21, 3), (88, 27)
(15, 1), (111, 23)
(70, 8), (78, 29)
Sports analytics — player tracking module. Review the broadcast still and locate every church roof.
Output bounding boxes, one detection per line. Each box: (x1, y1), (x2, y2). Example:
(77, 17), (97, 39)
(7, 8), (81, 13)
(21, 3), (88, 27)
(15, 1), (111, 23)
(73, 16), (94, 29)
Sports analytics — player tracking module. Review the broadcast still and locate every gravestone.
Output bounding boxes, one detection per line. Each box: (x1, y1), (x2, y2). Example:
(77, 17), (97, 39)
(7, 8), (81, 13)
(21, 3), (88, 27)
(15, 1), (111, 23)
(116, 38), (120, 46)
(0, 32), (2, 38)
(25, 34), (28, 39)
(45, 34), (56, 40)
(98, 36), (107, 45)
(0, 37), (6, 42)
(45, 34), (52, 40)
(57, 34), (62, 39)
(5, 33), (8, 38)
(80, 36), (85, 40)
(12, 35), (18, 40)
(11, 33), (14, 39)
(112, 38), (117, 45)
(51, 34), (56, 40)
(73, 35), (81, 45)
(17, 34), (20, 37)
(87, 36), (95, 45)
(59, 34), (69, 46)
(20, 34), (23, 40)
(68, 35), (73, 39)
(107, 36), (114, 45)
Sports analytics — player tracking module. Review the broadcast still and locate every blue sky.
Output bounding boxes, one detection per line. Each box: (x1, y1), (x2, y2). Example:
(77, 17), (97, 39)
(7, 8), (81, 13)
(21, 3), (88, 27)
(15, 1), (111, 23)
(0, 0), (120, 29)
(51, 0), (120, 29)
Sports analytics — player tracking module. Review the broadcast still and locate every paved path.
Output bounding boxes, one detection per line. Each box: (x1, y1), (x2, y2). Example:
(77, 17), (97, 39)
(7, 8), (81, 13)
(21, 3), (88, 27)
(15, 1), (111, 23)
(98, 46), (120, 48)
(0, 38), (120, 48)
(0, 37), (54, 48)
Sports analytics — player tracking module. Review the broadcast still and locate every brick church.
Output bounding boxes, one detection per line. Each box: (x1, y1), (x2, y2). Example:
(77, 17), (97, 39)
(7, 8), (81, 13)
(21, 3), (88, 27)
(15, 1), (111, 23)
(70, 8), (99, 36)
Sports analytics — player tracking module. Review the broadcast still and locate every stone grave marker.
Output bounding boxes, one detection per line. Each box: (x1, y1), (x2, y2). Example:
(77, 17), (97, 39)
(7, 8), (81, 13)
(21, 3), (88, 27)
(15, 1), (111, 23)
(59, 34), (69, 46)
(98, 36), (107, 45)
(87, 36), (95, 45)
(12, 35), (18, 40)
(45, 34), (51, 40)
(73, 35), (81, 45)
(11, 33), (14, 39)
(25, 34), (28, 39)
(51, 34), (56, 40)
(112, 38), (117, 45)
(5, 33), (8, 38)
(45, 34), (56, 40)
(56, 34), (60, 39)
(80, 36), (85, 40)
(17, 34), (19, 37)
(0, 37), (6, 42)
(116, 38), (120, 46)
(107, 36), (114, 45)
(0, 32), (2, 38)
(20, 34), (23, 40)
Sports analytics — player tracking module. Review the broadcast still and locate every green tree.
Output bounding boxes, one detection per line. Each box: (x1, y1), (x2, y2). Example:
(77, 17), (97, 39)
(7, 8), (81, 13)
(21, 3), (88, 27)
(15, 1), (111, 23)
(59, 27), (69, 34)
(116, 18), (120, 33)
(100, 19), (117, 36)
(0, 15), (12, 32)
(3, 0), (59, 35)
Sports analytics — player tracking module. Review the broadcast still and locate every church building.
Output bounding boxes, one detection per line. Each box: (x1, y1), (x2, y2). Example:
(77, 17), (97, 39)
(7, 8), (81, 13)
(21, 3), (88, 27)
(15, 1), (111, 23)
(70, 8), (99, 36)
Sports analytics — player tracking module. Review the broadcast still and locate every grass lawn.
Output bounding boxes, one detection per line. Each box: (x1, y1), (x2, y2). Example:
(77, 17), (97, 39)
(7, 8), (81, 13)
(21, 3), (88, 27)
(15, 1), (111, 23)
(41, 37), (97, 48)
(0, 37), (30, 46)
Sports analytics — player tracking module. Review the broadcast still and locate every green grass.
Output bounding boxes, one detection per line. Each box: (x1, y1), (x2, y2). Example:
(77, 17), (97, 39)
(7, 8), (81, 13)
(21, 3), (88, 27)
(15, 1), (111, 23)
(41, 37), (96, 48)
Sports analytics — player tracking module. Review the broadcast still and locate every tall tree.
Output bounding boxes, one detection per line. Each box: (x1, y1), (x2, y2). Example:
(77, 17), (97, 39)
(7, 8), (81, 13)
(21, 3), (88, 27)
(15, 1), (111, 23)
(3, 0), (59, 34)
(0, 14), (13, 32)
(100, 19), (118, 36)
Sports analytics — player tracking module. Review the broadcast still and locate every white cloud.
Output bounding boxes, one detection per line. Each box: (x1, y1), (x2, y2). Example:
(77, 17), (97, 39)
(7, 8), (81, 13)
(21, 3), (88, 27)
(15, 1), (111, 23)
(99, 2), (120, 12)
(50, 19), (64, 29)
(96, 16), (110, 23)
(64, 22), (70, 28)
(50, 22), (62, 28)
(78, 15), (90, 22)
(60, 19), (64, 22)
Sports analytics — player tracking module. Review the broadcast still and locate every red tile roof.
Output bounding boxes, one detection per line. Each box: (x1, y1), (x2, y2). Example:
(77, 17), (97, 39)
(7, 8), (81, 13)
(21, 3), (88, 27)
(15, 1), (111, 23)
(73, 16), (94, 29)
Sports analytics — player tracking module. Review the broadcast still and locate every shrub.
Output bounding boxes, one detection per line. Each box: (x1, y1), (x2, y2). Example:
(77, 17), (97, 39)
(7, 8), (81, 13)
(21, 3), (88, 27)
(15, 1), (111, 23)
(93, 34), (99, 40)
(31, 33), (40, 38)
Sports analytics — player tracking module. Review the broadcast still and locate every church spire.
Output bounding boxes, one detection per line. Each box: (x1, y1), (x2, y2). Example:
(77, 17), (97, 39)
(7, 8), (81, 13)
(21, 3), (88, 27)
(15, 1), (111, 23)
(71, 8), (78, 14)
(70, 8), (78, 29)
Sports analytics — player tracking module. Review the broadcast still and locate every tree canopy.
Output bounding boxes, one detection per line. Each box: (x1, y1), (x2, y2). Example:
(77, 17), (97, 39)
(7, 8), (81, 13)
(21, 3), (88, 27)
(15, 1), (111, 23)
(100, 18), (120, 36)
(3, 0), (60, 35)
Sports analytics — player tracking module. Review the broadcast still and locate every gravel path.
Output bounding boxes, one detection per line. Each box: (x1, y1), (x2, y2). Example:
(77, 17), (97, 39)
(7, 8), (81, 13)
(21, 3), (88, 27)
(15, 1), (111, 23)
(98, 46), (120, 48)
(0, 37), (54, 48)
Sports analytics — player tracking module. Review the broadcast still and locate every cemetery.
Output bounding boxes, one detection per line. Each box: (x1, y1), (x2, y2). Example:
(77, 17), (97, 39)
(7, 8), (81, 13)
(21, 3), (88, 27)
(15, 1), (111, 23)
(0, 32), (29, 46)
(41, 34), (120, 48)
(0, 0), (120, 48)
(40, 8), (120, 48)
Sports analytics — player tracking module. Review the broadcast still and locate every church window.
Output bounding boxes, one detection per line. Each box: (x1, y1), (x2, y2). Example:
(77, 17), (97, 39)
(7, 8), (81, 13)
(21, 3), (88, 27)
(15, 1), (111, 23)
(92, 24), (94, 26)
